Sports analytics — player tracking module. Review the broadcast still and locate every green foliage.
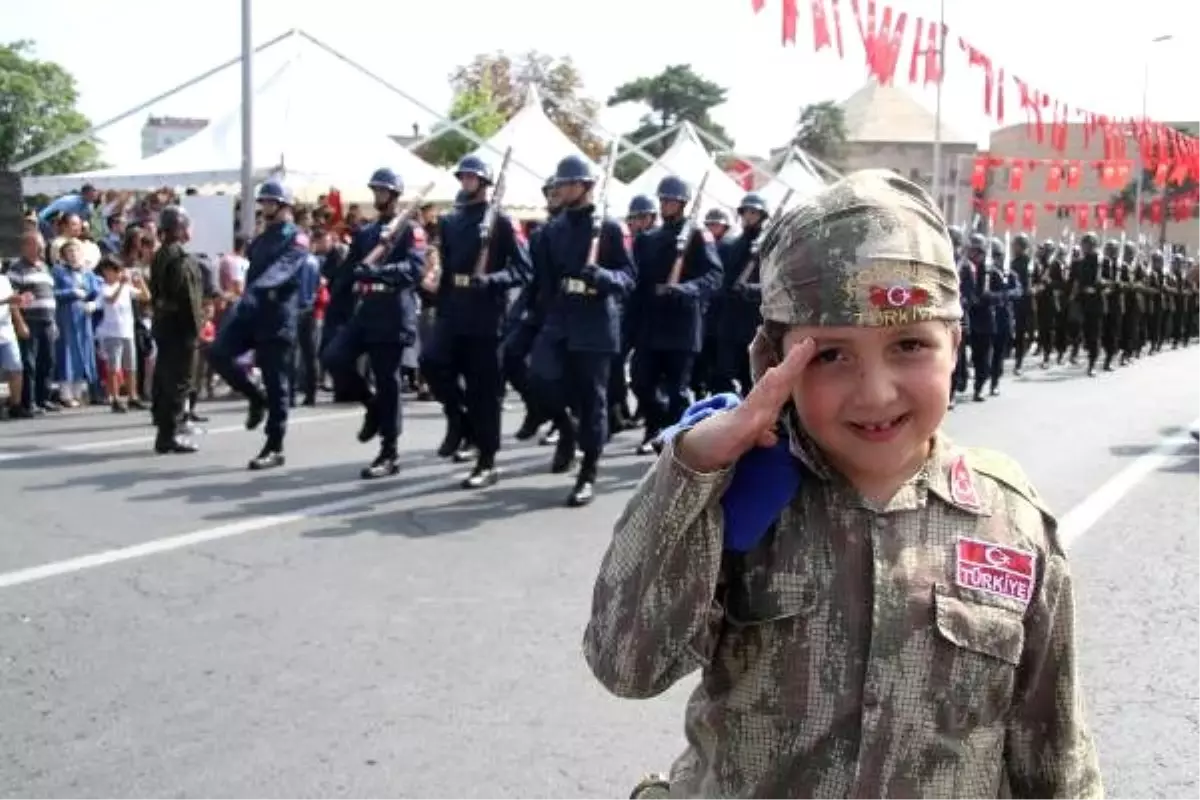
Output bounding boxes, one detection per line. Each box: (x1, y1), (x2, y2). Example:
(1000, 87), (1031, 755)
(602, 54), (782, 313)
(416, 79), (508, 167)
(791, 101), (847, 167)
(0, 40), (106, 175)
(607, 64), (732, 182)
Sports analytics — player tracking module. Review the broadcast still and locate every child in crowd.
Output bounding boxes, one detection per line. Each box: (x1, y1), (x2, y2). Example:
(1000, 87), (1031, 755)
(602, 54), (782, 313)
(95, 256), (150, 411)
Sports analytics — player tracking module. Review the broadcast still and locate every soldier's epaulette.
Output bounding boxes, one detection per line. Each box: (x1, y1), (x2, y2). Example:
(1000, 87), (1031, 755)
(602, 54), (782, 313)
(964, 446), (1052, 520)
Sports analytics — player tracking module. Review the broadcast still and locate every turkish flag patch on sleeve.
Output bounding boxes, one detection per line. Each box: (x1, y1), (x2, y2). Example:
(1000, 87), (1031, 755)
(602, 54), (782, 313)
(410, 224), (426, 246)
(955, 536), (1036, 605)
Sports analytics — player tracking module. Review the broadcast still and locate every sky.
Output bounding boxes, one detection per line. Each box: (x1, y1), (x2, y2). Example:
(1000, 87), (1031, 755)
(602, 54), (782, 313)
(6, 0), (1198, 167)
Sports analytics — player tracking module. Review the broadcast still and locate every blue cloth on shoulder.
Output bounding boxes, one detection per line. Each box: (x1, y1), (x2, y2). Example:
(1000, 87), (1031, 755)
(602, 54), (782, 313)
(656, 394), (802, 553)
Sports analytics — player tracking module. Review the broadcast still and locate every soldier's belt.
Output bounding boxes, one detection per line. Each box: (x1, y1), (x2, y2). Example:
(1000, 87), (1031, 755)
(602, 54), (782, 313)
(356, 282), (394, 295)
(452, 274), (473, 288)
(562, 277), (597, 296)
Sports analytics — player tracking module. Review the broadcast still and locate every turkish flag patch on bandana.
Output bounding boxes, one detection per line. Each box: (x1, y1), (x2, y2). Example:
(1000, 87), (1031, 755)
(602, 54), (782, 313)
(955, 537), (1036, 605)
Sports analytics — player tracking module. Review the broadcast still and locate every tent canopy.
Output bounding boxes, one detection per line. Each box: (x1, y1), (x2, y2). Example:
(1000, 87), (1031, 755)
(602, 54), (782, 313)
(758, 148), (826, 213)
(625, 122), (747, 214)
(466, 85), (629, 214)
(21, 36), (459, 205)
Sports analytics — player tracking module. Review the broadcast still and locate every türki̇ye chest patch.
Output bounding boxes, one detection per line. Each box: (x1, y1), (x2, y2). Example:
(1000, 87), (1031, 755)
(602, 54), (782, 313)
(955, 536), (1037, 605)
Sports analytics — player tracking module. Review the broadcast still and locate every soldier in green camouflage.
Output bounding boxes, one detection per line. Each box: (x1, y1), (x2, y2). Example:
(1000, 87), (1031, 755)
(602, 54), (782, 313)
(584, 169), (1103, 798)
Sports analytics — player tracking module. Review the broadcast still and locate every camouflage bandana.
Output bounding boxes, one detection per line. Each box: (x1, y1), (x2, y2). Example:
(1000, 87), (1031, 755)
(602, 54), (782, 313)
(758, 168), (959, 330)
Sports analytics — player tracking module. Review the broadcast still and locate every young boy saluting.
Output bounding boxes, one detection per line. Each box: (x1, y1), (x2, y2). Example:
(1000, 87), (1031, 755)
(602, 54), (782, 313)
(583, 170), (1102, 798)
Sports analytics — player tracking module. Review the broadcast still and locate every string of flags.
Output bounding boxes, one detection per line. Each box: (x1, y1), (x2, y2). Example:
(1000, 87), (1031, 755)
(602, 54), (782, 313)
(751, 0), (1200, 183)
(970, 196), (1196, 231)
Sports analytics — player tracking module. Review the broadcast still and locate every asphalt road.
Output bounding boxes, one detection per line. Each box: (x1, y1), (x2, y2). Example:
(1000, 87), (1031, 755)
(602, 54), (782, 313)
(0, 346), (1197, 799)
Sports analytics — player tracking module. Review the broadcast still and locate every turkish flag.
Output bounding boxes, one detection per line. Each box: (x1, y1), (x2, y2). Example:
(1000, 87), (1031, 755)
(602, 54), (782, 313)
(986, 199), (999, 227)
(1066, 161), (1082, 189)
(1046, 163), (1062, 192)
(1113, 204), (1126, 227)
(1009, 164), (1024, 192)
(1003, 200), (1017, 226)
(1021, 202), (1036, 230)
(971, 157), (989, 190)
(1094, 203), (1108, 228)
(1075, 204), (1090, 229)
(1099, 161), (1117, 189)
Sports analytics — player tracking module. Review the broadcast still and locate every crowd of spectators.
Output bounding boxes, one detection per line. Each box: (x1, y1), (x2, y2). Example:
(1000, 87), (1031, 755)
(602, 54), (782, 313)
(0, 184), (364, 423)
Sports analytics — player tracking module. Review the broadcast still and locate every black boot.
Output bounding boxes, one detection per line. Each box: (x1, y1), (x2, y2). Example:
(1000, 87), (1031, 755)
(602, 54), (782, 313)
(361, 449), (399, 480)
(357, 404), (379, 443)
(539, 424), (559, 446)
(567, 459), (597, 507)
(245, 396), (266, 430)
(461, 454), (498, 489)
(514, 412), (543, 441)
(248, 443), (285, 471)
(154, 433), (199, 454)
(437, 416), (464, 458)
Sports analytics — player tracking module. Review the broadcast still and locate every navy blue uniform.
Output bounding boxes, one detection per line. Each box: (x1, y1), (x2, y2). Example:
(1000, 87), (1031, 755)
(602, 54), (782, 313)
(528, 206), (635, 468)
(208, 221), (309, 451)
(989, 267), (1023, 392)
(715, 226), (762, 396)
(629, 220), (723, 441)
(321, 217), (427, 456)
(317, 240), (354, 398)
(502, 215), (557, 433)
(692, 232), (734, 397)
(420, 201), (531, 463)
(962, 258), (999, 397)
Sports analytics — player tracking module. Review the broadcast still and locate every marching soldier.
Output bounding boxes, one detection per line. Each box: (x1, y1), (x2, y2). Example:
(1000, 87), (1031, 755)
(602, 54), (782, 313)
(207, 181), (310, 469)
(949, 226), (970, 406)
(208, 181), (309, 470)
(1009, 232), (1034, 373)
(1160, 253), (1179, 349)
(715, 192), (770, 397)
(1098, 239), (1124, 371)
(1120, 241), (1144, 364)
(506, 177), (559, 442)
(629, 176), (723, 454)
(321, 168), (427, 479)
(609, 194), (659, 432)
(528, 155), (635, 506)
(1067, 233), (1102, 377)
(691, 208), (733, 400)
(1144, 250), (1163, 354)
(989, 237), (1021, 396)
(1031, 239), (1061, 368)
(422, 154), (532, 489)
(148, 205), (203, 454)
(961, 233), (995, 401)
(1176, 256), (1195, 345)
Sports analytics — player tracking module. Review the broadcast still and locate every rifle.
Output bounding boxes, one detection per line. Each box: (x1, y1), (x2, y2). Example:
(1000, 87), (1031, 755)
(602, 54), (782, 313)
(586, 136), (621, 266)
(664, 169), (712, 286)
(736, 188), (793, 285)
(473, 147), (515, 277)
(359, 181), (438, 269)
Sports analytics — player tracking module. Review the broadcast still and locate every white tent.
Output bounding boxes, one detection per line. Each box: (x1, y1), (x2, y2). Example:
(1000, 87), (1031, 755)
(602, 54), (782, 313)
(21, 39), (459, 205)
(625, 122), (747, 213)
(758, 148), (826, 213)
(466, 85), (629, 214)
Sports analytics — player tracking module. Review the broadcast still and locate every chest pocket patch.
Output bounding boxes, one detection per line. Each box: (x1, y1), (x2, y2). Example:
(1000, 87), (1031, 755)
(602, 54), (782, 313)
(929, 584), (1025, 732)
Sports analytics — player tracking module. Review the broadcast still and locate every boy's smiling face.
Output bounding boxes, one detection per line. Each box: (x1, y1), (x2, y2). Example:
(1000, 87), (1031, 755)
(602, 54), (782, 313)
(782, 320), (958, 488)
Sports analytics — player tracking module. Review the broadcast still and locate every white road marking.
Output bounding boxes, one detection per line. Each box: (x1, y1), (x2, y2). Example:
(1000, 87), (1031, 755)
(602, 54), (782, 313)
(0, 485), (392, 590)
(0, 418), (1195, 591)
(0, 409), (361, 463)
(1058, 417), (1200, 550)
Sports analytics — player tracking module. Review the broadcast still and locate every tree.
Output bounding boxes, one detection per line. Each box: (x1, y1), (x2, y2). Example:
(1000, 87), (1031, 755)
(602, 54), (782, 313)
(607, 65), (733, 183)
(444, 50), (604, 161)
(0, 41), (105, 175)
(791, 101), (848, 168)
(1110, 125), (1200, 245)
(415, 78), (508, 168)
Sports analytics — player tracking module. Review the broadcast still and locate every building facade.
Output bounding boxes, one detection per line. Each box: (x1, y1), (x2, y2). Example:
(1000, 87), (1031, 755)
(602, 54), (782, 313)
(983, 121), (1198, 250)
(838, 81), (979, 223)
(140, 116), (209, 158)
